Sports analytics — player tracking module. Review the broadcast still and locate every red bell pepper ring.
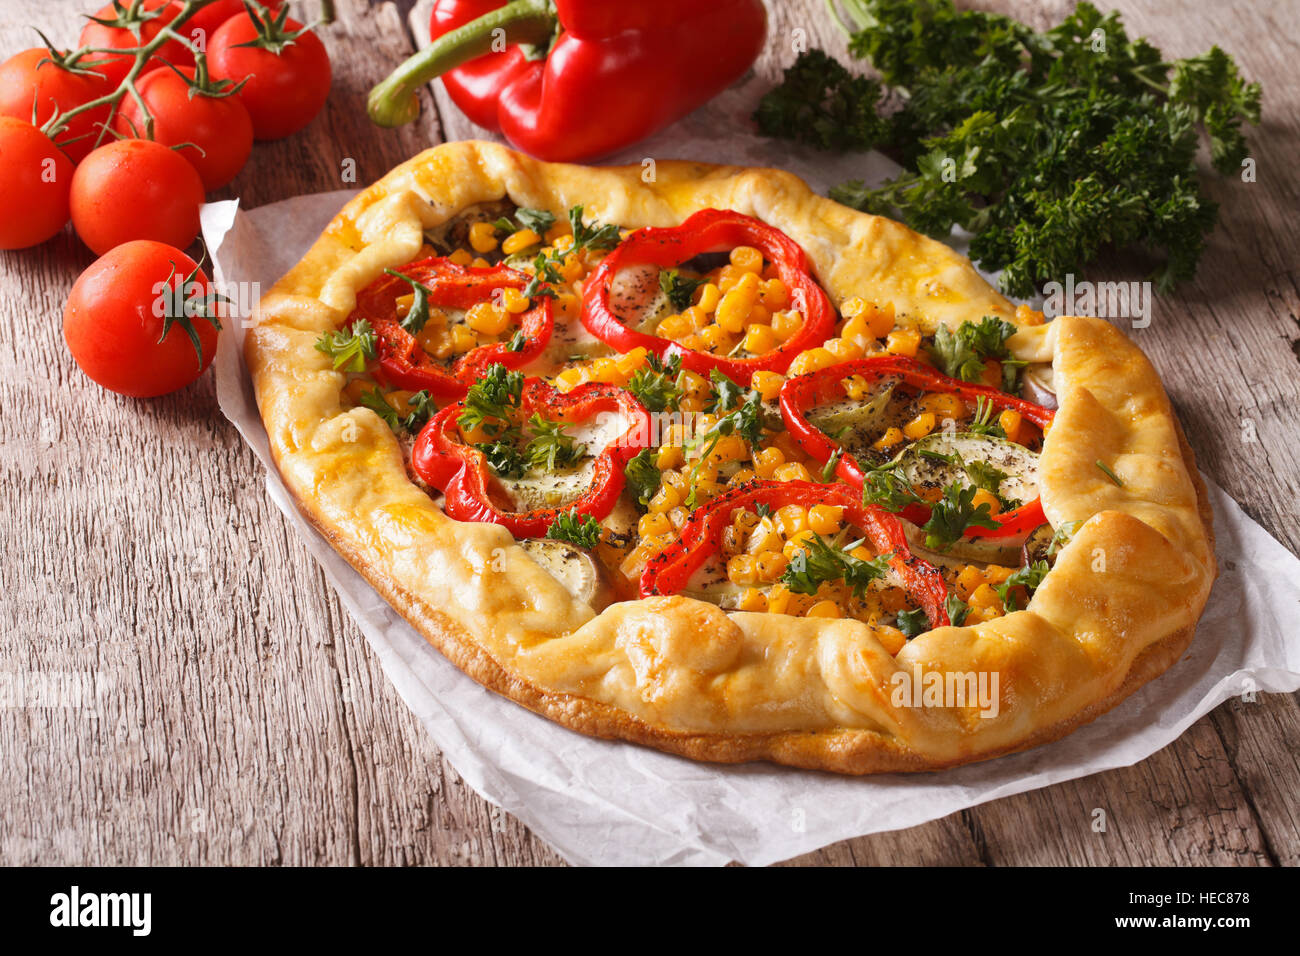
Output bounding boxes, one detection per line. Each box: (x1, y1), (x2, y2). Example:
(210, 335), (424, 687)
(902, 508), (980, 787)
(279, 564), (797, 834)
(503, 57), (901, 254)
(779, 356), (1056, 541)
(368, 0), (767, 162)
(346, 257), (552, 400)
(640, 480), (951, 629)
(411, 377), (650, 538)
(580, 209), (837, 384)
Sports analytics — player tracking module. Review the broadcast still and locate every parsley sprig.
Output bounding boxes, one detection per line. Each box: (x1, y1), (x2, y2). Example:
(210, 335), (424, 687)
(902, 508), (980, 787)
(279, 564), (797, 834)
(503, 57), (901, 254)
(547, 509), (602, 549)
(624, 449), (662, 507)
(756, 0), (1261, 296)
(625, 354), (683, 412)
(524, 414), (585, 470)
(358, 388), (437, 434)
(781, 533), (892, 598)
(996, 560), (1050, 612)
(928, 317), (1024, 392)
(315, 320), (377, 373)
(659, 268), (707, 311)
(458, 363), (524, 439)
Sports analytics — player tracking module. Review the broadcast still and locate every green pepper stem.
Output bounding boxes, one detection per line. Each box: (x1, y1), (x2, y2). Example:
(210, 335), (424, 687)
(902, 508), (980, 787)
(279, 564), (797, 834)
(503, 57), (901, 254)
(367, 0), (556, 128)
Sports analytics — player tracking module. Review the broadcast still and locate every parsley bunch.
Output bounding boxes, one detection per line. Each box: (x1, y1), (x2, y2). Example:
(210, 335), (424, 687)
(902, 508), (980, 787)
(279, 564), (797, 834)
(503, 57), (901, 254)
(458, 364), (585, 476)
(755, 0), (1261, 296)
(782, 533), (892, 598)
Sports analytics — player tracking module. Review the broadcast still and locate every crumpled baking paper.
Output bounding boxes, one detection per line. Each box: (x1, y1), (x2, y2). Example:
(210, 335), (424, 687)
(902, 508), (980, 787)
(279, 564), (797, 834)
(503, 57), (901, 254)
(201, 117), (1300, 866)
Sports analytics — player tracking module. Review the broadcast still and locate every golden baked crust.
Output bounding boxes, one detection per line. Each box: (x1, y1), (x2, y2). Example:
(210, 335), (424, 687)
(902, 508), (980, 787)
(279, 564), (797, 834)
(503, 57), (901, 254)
(246, 140), (1216, 773)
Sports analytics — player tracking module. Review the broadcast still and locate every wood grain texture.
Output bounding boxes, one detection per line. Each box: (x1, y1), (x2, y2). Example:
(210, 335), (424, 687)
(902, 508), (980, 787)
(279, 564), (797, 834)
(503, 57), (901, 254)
(0, 0), (1295, 867)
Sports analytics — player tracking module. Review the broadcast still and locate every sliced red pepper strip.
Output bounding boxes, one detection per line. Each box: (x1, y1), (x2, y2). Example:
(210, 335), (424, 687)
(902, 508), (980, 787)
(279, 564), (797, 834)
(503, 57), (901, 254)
(580, 209), (836, 384)
(639, 480), (950, 629)
(779, 356), (1056, 540)
(411, 377), (650, 538)
(346, 257), (552, 399)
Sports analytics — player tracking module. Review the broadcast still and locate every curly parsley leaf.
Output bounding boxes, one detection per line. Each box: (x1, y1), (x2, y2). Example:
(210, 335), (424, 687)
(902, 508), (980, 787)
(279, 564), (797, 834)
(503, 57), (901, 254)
(315, 320), (377, 373)
(755, 48), (888, 151)
(384, 269), (435, 334)
(568, 205), (621, 252)
(781, 533), (892, 598)
(921, 482), (1000, 551)
(707, 369), (745, 413)
(945, 593), (970, 627)
(861, 463), (924, 512)
(996, 560), (1050, 612)
(626, 361), (684, 413)
(928, 316), (1020, 388)
(477, 439), (527, 479)
(458, 363), (523, 439)
(896, 606), (930, 639)
(624, 449), (661, 507)
(967, 395), (1007, 437)
(510, 207), (557, 236)
(546, 509), (602, 549)
(524, 414), (586, 470)
(359, 387), (438, 435)
(659, 268), (707, 311)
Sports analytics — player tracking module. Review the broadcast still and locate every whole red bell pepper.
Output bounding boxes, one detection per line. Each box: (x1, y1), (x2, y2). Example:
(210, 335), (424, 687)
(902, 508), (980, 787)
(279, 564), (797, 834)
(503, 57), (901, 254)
(779, 356), (1056, 540)
(581, 209), (836, 385)
(347, 257), (552, 400)
(640, 480), (951, 628)
(367, 0), (768, 161)
(411, 377), (650, 538)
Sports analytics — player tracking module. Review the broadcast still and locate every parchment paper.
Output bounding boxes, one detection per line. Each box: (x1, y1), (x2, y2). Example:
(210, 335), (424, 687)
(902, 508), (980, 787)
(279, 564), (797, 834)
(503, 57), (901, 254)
(200, 89), (1300, 865)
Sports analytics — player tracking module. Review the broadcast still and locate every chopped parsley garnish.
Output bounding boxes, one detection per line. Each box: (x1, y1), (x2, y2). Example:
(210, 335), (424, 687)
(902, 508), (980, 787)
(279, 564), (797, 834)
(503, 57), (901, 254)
(928, 316), (1023, 391)
(659, 268), (707, 311)
(314, 320), (377, 373)
(458, 363), (524, 439)
(506, 330), (527, 352)
(967, 395), (1007, 437)
(546, 509), (602, 549)
(626, 356), (683, 412)
(896, 607), (929, 638)
(568, 204), (621, 252)
(781, 533), (892, 598)
(624, 449), (661, 507)
(1047, 519), (1083, 556)
(945, 593), (970, 627)
(383, 268), (435, 334)
(358, 387), (437, 435)
(495, 207), (556, 236)
(920, 482), (1000, 551)
(476, 439), (527, 479)
(1095, 460), (1124, 486)
(996, 560), (1050, 612)
(707, 369), (745, 413)
(861, 462), (923, 512)
(685, 389), (765, 507)
(524, 414), (586, 470)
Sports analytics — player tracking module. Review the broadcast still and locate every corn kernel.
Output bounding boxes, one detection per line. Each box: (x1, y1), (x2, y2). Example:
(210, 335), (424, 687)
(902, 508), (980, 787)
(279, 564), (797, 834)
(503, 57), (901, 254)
(806, 600), (841, 619)
(825, 336), (864, 361)
(755, 550), (790, 582)
(451, 325), (478, 353)
(558, 253), (584, 283)
(683, 305), (709, 330)
(774, 462), (812, 482)
(999, 409), (1023, 443)
(466, 302), (510, 336)
(716, 264), (743, 292)
(589, 357), (621, 383)
(873, 427), (904, 451)
(737, 588), (768, 612)
(656, 444), (684, 469)
(775, 505), (809, 538)
(657, 313), (692, 339)
(808, 504), (844, 535)
(716, 288), (756, 333)
(638, 513), (671, 538)
(695, 282), (721, 313)
(753, 446), (785, 478)
(448, 248), (473, 266)
(969, 582), (1002, 612)
(729, 467), (757, 486)
(727, 553), (759, 586)
(768, 583), (794, 614)
(866, 302), (896, 338)
(752, 371), (785, 402)
(971, 488), (1002, 516)
(760, 277), (789, 310)
(468, 221), (498, 253)
(647, 485), (680, 513)
(955, 565), (984, 600)
(771, 309), (803, 341)
(733, 509), (761, 533)
(502, 228), (540, 255)
(902, 411), (937, 440)
(729, 245), (763, 273)
(742, 323), (777, 354)
(501, 287), (531, 314)
(668, 506), (690, 530)
(555, 368), (586, 392)
(615, 346), (649, 375)
(875, 624), (907, 655)
(662, 470), (688, 493)
(394, 293), (415, 317)
(842, 374), (869, 401)
(544, 222), (568, 244)
(711, 435), (749, 463)
(886, 327), (921, 357)
(471, 256), (490, 269)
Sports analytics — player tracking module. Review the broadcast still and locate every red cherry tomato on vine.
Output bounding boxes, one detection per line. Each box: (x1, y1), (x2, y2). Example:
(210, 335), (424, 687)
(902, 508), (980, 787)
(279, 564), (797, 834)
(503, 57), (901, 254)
(0, 49), (113, 164)
(0, 117), (74, 249)
(208, 13), (331, 140)
(114, 66), (253, 190)
(179, 0), (285, 53)
(70, 138), (204, 255)
(77, 0), (192, 87)
(64, 239), (222, 397)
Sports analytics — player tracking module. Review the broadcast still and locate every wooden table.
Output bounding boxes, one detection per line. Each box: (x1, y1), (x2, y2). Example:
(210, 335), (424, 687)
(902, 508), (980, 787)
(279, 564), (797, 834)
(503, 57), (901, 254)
(1, 0), (1296, 866)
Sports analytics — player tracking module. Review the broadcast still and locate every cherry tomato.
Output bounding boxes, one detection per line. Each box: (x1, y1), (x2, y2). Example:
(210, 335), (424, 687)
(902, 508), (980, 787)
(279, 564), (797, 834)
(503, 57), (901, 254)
(114, 66), (253, 189)
(0, 49), (113, 163)
(208, 13), (331, 140)
(64, 239), (221, 397)
(0, 117), (74, 249)
(77, 0), (192, 87)
(70, 138), (204, 255)
(178, 0), (284, 54)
